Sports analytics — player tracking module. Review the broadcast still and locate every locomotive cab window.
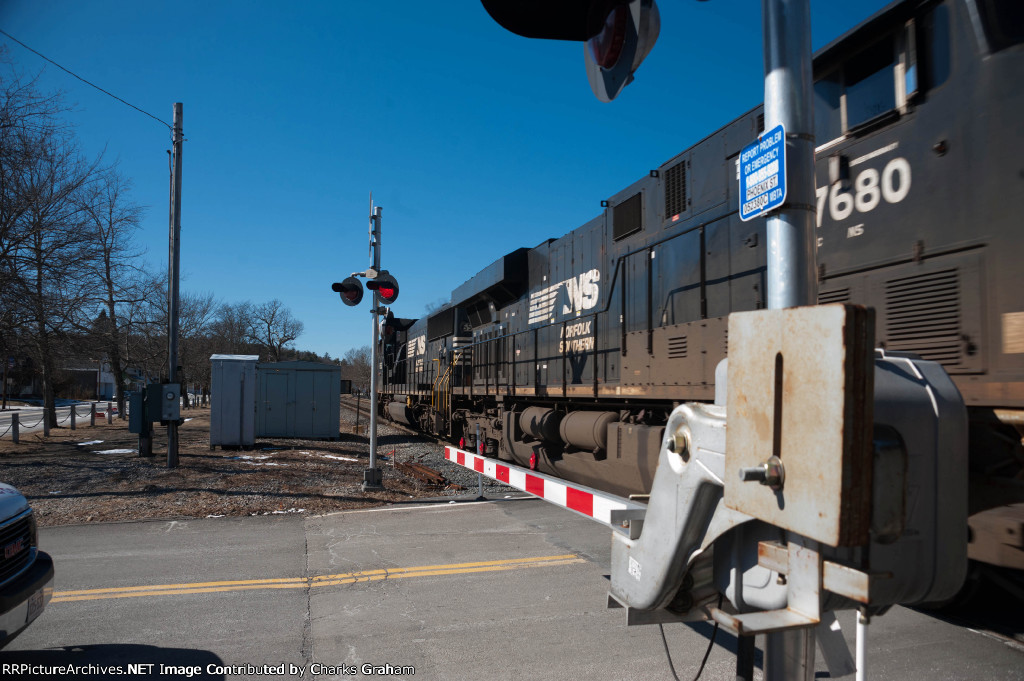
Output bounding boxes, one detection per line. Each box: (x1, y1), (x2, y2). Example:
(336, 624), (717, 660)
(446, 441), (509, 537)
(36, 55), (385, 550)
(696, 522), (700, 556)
(814, 20), (923, 148)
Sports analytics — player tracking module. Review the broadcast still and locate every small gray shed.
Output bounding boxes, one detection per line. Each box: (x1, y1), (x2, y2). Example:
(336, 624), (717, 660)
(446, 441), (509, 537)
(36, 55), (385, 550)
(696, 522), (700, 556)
(256, 361), (341, 439)
(210, 354), (259, 449)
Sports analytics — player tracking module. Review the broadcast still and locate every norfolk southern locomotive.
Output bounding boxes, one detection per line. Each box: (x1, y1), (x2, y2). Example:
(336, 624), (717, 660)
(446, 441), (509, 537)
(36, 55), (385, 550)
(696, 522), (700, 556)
(379, 0), (1024, 579)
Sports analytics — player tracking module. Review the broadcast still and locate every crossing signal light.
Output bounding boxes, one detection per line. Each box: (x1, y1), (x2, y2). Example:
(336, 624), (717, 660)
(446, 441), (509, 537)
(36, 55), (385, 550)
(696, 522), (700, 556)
(366, 271), (399, 305)
(332, 277), (364, 306)
(584, 0), (659, 102)
(480, 0), (660, 102)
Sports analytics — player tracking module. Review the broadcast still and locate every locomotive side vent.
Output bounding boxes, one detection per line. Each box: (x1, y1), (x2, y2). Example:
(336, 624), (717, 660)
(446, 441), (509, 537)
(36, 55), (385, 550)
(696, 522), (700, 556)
(664, 161), (687, 220)
(428, 306), (457, 341)
(667, 336), (688, 359)
(819, 288), (850, 304)
(885, 269), (961, 366)
(756, 113), (765, 135)
(613, 192), (644, 241)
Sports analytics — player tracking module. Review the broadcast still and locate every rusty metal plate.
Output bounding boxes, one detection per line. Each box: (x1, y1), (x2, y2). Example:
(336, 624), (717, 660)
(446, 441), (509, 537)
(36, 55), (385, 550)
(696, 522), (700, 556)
(724, 304), (874, 547)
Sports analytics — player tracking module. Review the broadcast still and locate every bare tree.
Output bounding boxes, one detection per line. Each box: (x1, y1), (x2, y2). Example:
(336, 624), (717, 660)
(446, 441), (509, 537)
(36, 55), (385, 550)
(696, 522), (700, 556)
(247, 299), (304, 362)
(120, 271), (169, 383)
(211, 301), (254, 355)
(178, 291), (217, 406)
(80, 165), (145, 415)
(8, 127), (101, 426)
(344, 345), (372, 394)
(0, 55), (75, 408)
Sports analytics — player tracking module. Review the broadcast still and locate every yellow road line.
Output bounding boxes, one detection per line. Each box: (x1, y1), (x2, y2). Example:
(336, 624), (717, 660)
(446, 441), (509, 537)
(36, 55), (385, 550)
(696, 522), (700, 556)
(51, 554), (583, 603)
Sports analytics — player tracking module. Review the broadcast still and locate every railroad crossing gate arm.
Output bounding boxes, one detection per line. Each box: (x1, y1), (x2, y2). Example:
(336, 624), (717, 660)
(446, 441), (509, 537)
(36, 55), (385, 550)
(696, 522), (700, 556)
(442, 447), (648, 537)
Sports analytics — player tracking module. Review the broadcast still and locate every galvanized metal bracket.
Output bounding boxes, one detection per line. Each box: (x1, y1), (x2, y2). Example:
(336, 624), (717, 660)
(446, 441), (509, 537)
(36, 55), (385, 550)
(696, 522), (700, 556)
(608, 402), (752, 612)
(725, 304), (875, 548)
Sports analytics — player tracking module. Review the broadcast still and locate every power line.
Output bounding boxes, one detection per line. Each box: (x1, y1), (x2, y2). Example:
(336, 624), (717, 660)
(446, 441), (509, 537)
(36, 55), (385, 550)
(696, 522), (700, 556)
(0, 28), (171, 131)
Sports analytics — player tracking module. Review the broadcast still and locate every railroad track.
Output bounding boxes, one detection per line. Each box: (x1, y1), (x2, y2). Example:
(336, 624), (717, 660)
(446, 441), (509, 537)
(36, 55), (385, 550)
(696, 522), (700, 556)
(339, 395), (465, 490)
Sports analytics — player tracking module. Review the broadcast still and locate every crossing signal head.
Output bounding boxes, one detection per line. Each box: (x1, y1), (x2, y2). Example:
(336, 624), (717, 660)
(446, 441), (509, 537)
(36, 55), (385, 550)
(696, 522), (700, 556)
(332, 277), (364, 306)
(480, 0), (660, 102)
(366, 271), (399, 305)
(584, 0), (660, 102)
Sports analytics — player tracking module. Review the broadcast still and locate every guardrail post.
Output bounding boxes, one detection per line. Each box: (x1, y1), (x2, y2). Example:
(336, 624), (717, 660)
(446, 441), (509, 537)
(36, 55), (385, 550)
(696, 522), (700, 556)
(107, 401), (113, 425)
(11, 413), (18, 443)
(90, 403), (96, 427)
(70, 406), (76, 430)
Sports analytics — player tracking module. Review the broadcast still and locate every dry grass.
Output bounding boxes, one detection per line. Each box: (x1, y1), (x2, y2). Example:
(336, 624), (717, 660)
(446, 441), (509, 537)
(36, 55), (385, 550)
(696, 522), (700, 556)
(0, 408), (450, 526)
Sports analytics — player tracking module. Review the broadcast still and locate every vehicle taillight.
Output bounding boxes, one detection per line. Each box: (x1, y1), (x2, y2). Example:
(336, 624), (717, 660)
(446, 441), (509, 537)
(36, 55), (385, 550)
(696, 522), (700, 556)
(529, 453), (537, 470)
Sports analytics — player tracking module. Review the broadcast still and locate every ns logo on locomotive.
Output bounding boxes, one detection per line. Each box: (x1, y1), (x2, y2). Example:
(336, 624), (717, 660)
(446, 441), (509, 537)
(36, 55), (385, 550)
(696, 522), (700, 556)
(378, 0), (1024, 594)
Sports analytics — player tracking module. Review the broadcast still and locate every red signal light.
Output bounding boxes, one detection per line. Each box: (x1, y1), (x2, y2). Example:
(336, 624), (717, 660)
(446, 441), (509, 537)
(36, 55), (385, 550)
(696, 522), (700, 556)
(588, 4), (628, 69)
(332, 277), (364, 307)
(366, 272), (400, 305)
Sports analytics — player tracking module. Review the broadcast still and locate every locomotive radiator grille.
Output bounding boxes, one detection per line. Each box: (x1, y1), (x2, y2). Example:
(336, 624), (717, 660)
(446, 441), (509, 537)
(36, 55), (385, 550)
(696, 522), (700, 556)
(613, 193), (643, 241)
(885, 268), (962, 367)
(664, 161), (687, 219)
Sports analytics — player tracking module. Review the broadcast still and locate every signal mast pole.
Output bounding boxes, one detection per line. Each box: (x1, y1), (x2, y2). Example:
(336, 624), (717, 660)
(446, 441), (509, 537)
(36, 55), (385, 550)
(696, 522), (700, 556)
(364, 203), (384, 491)
(761, 1), (817, 678)
(763, 0), (817, 310)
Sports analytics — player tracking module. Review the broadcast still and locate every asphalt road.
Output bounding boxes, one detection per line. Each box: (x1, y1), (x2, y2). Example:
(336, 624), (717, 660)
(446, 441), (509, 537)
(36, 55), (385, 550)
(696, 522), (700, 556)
(0, 403), (108, 438)
(3, 498), (1022, 680)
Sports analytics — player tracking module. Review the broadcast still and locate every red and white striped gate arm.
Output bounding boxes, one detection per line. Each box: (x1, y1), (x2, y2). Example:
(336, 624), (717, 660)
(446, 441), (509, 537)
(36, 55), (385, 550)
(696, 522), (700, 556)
(443, 446), (647, 537)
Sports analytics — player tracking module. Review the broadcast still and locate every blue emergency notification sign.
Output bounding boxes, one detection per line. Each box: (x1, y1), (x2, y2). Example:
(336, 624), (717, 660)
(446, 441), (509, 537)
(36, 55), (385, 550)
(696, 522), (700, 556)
(739, 124), (786, 221)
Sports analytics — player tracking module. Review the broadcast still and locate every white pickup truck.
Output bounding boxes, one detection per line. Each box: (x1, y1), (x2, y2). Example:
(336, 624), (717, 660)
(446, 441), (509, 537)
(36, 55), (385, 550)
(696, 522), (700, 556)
(0, 483), (53, 648)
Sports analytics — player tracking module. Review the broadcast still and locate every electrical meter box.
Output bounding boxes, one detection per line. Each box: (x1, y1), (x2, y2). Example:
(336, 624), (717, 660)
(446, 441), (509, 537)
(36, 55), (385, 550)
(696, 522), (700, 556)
(145, 383), (180, 423)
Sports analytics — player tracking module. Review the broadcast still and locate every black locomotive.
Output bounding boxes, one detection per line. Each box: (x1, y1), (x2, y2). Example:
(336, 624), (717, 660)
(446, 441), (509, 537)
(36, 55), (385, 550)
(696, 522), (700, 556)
(379, 0), (1024, 578)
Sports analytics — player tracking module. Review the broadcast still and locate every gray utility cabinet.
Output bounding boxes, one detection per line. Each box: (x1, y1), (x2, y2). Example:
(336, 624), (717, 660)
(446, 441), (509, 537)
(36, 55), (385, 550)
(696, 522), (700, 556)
(256, 361), (341, 439)
(210, 355), (259, 448)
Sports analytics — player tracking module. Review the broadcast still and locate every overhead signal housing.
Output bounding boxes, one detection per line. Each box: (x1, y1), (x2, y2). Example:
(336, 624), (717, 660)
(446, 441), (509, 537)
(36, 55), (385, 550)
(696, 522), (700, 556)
(480, 0), (660, 101)
(332, 277), (364, 307)
(366, 271), (400, 305)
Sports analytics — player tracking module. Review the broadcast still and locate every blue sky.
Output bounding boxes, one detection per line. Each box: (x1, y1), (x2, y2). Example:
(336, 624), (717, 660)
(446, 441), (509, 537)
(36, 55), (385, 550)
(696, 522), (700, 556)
(1, 1), (893, 359)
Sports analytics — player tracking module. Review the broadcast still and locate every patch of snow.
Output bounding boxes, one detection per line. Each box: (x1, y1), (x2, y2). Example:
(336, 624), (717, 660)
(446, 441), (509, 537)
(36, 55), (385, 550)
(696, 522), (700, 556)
(230, 455), (272, 460)
(96, 449), (137, 454)
(77, 440), (104, 446)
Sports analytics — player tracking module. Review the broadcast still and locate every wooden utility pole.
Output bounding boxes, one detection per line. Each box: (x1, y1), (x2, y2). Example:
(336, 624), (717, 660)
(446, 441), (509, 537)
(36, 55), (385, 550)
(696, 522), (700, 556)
(167, 103), (183, 468)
